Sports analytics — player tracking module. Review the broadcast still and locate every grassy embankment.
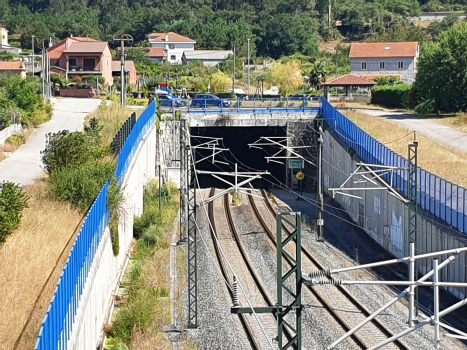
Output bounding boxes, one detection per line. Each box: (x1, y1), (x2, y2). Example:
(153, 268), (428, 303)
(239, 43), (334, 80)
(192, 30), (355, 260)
(342, 110), (467, 188)
(105, 180), (181, 349)
(0, 98), (136, 350)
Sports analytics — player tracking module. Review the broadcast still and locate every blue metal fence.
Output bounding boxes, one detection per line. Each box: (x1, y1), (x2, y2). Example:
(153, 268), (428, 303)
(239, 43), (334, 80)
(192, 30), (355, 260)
(320, 97), (467, 236)
(35, 182), (109, 350)
(116, 101), (156, 180)
(35, 101), (157, 349)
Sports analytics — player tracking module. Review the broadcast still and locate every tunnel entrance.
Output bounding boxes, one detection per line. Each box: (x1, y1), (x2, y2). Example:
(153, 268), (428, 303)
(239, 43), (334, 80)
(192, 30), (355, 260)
(190, 126), (287, 190)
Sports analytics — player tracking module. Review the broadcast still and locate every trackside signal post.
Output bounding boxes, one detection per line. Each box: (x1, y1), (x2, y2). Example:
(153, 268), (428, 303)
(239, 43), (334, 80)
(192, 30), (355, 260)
(231, 212), (302, 349)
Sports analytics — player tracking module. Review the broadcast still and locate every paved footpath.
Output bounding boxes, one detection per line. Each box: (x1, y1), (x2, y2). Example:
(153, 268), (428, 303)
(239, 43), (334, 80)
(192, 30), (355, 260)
(0, 98), (101, 186)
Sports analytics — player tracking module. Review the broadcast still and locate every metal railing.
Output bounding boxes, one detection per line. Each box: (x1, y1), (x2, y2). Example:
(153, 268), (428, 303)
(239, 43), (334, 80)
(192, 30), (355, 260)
(320, 97), (467, 235)
(160, 97), (321, 114)
(35, 182), (110, 350)
(110, 112), (136, 155)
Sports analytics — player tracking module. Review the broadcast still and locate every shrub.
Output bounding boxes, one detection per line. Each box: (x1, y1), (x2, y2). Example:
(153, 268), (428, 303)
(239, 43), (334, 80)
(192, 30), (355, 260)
(28, 102), (52, 127)
(371, 85), (412, 109)
(5, 132), (25, 146)
(41, 130), (107, 174)
(0, 181), (29, 243)
(48, 161), (116, 212)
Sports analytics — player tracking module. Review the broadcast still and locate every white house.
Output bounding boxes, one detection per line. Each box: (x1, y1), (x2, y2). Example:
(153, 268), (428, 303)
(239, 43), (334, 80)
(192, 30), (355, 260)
(0, 27), (21, 55)
(182, 50), (233, 67)
(349, 42), (419, 85)
(148, 32), (195, 65)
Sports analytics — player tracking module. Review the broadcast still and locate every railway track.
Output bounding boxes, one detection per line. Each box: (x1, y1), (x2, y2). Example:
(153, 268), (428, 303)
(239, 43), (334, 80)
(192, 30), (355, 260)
(248, 189), (411, 350)
(208, 188), (286, 349)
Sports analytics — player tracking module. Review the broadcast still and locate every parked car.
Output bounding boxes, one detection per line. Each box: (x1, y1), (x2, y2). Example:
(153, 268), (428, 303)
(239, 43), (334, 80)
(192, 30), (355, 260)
(190, 94), (230, 108)
(154, 94), (184, 107)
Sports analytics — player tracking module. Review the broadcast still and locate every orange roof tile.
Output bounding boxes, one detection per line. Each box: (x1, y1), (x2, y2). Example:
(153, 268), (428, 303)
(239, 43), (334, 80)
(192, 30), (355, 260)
(111, 60), (136, 72)
(349, 42), (419, 59)
(148, 32), (195, 43)
(322, 74), (377, 86)
(0, 61), (25, 71)
(64, 42), (108, 53)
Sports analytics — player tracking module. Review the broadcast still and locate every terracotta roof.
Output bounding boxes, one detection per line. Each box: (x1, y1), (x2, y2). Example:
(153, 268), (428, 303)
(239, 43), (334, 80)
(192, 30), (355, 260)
(349, 42), (419, 59)
(322, 74), (377, 86)
(143, 47), (165, 57)
(111, 60), (136, 72)
(148, 32), (195, 43)
(0, 61), (25, 71)
(71, 37), (98, 42)
(65, 42), (109, 53)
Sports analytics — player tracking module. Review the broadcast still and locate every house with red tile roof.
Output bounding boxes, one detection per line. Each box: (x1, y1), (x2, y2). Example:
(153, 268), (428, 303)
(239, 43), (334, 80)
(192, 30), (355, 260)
(349, 42), (419, 85)
(0, 61), (26, 78)
(148, 32), (196, 64)
(111, 60), (137, 85)
(48, 36), (113, 85)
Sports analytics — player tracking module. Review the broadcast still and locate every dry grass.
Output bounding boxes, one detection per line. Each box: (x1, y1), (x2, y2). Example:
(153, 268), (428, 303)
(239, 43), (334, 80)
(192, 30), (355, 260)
(433, 112), (467, 134)
(86, 98), (143, 147)
(129, 247), (172, 350)
(0, 181), (82, 350)
(343, 110), (467, 188)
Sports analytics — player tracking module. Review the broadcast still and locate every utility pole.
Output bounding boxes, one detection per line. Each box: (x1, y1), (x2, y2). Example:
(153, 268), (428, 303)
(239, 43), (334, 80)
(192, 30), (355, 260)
(328, 0), (332, 27)
(113, 34), (133, 107)
(41, 42), (45, 100)
(31, 35), (35, 77)
(232, 46), (235, 92)
(247, 39), (251, 96)
(317, 123), (324, 241)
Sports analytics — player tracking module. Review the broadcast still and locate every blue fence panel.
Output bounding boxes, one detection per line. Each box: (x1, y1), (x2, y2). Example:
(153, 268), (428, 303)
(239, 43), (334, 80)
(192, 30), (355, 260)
(116, 101), (156, 180)
(446, 182), (452, 225)
(459, 189), (464, 233)
(36, 182), (109, 350)
(440, 179), (446, 221)
(319, 97), (467, 237)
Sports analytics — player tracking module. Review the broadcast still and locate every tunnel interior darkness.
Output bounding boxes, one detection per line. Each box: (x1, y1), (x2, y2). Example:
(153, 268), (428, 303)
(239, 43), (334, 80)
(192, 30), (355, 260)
(190, 126), (287, 189)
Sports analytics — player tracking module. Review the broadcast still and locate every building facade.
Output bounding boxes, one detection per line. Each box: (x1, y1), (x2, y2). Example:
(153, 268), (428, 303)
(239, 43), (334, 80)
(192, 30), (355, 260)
(148, 32), (195, 65)
(0, 27), (21, 54)
(349, 42), (419, 85)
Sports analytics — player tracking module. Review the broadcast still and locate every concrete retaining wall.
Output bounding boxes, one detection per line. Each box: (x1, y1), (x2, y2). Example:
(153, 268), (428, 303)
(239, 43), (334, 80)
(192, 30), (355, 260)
(323, 128), (467, 299)
(0, 124), (22, 146)
(68, 123), (157, 349)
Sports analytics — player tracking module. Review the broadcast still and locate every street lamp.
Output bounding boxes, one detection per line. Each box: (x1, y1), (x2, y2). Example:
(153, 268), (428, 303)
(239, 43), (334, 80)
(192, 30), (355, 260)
(31, 35), (35, 76)
(247, 38), (251, 96)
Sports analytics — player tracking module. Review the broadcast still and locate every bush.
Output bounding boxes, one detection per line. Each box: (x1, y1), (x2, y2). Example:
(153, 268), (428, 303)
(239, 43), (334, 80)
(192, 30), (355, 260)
(41, 129), (107, 174)
(0, 181), (29, 243)
(371, 85), (412, 109)
(48, 161), (116, 212)
(29, 102), (52, 127)
(5, 133), (25, 146)
(216, 92), (236, 98)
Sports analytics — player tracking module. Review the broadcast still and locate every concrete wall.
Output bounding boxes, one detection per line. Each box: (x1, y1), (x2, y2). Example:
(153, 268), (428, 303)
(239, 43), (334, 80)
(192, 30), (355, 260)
(60, 88), (95, 98)
(323, 128), (467, 299)
(67, 123), (157, 349)
(0, 123), (22, 146)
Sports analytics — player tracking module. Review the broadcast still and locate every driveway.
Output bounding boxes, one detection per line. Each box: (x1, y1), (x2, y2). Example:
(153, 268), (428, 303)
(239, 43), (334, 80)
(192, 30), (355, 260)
(0, 98), (102, 186)
(357, 109), (467, 153)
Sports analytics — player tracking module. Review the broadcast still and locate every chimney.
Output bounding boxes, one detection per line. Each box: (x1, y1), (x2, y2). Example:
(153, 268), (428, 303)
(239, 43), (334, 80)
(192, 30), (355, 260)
(70, 34), (73, 37)
(66, 38), (69, 49)
(165, 33), (169, 42)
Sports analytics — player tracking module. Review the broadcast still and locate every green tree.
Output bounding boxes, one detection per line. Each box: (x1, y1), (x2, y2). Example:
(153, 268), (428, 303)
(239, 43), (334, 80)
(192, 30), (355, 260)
(414, 22), (467, 113)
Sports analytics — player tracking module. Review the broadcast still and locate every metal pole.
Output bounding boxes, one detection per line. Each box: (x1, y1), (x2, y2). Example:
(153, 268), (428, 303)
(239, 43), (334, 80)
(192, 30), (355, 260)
(317, 124), (324, 241)
(433, 258), (440, 349)
(247, 38), (251, 96)
(328, 0), (332, 26)
(120, 36), (125, 107)
(232, 46), (235, 92)
(159, 164), (162, 213)
(408, 242), (415, 327)
(32, 35), (35, 77)
(41, 43), (45, 100)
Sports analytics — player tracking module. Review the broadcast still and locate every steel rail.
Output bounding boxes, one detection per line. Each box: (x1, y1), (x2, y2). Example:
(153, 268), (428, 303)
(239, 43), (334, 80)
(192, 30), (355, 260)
(259, 189), (410, 350)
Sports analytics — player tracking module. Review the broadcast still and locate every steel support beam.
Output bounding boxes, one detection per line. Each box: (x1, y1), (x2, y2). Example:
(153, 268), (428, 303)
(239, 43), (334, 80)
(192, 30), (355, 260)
(408, 139), (418, 316)
(277, 212), (302, 349)
(179, 119), (188, 242)
(187, 145), (198, 328)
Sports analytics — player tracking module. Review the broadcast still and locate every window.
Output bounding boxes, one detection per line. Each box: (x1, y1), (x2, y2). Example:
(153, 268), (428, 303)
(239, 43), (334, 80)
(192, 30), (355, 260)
(83, 58), (96, 70)
(68, 57), (78, 68)
(379, 61), (385, 70)
(398, 61), (404, 69)
(169, 44), (175, 49)
(170, 55), (176, 60)
(361, 61), (367, 70)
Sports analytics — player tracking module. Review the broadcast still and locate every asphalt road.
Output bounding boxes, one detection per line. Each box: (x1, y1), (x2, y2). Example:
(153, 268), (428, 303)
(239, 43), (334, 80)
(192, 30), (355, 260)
(0, 98), (102, 186)
(357, 109), (467, 153)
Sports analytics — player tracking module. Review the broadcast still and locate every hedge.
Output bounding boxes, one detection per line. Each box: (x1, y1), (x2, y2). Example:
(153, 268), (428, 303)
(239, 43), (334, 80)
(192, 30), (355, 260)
(371, 85), (412, 109)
